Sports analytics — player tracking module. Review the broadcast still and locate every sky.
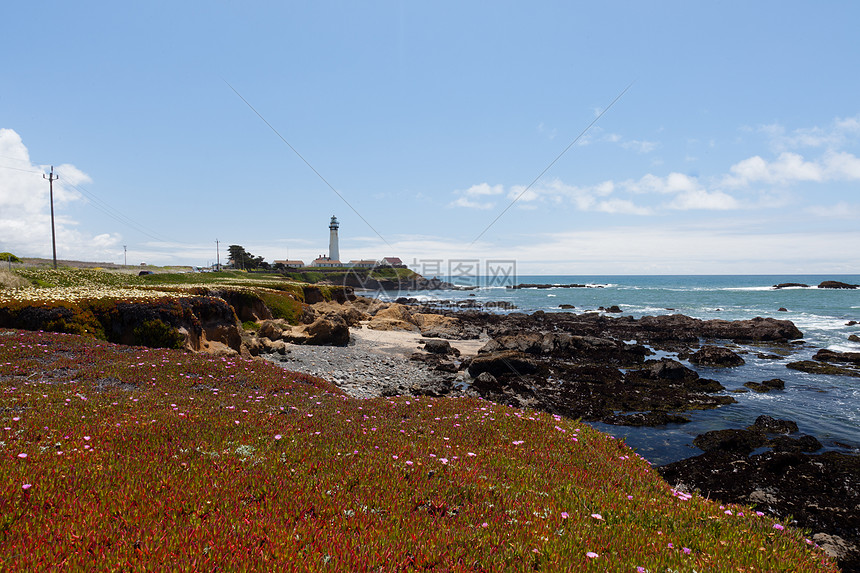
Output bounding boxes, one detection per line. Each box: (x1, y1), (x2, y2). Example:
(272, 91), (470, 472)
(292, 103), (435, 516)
(2, 1), (859, 275)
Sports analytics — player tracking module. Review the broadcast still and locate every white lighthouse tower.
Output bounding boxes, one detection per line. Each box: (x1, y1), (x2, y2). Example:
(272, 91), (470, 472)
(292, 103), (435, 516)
(328, 215), (340, 262)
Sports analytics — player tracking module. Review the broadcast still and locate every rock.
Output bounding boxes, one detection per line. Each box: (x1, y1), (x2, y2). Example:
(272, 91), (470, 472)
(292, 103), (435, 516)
(484, 301), (517, 310)
(778, 307), (788, 312)
(411, 377), (454, 397)
(479, 332), (544, 355)
(693, 429), (767, 454)
(688, 345), (745, 367)
(850, 334), (860, 342)
(373, 303), (416, 324)
(635, 358), (701, 384)
(414, 313), (477, 339)
(748, 415), (798, 434)
(258, 320), (286, 341)
(773, 283), (809, 289)
(558, 304), (575, 309)
(602, 411), (690, 426)
(770, 435), (823, 453)
(259, 337), (288, 355)
(818, 281), (858, 289)
(787, 360), (860, 377)
(423, 339), (453, 355)
(743, 378), (785, 392)
(470, 371), (499, 392)
(467, 350), (541, 378)
(434, 361), (458, 373)
(605, 305), (622, 313)
(302, 315), (350, 346)
(367, 318), (417, 332)
(814, 349), (860, 365)
(812, 533), (857, 562)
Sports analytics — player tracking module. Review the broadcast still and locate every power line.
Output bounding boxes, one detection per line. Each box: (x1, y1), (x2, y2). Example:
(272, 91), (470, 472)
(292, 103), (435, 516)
(52, 170), (186, 245)
(0, 164), (43, 174)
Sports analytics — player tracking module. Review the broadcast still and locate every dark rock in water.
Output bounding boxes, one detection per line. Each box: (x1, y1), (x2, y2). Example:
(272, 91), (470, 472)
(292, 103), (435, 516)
(787, 360), (860, 377)
(688, 345), (745, 367)
(770, 434), (823, 453)
(467, 350), (541, 378)
(631, 358), (701, 384)
(484, 301), (517, 310)
(818, 280), (858, 289)
(605, 305), (622, 313)
(778, 307), (788, 312)
(603, 411), (690, 426)
(743, 378), (786, 393)
(814, 349), (860, 365)
(773, 283), (809, 289)
(658, 451), (860, 572)
(558, 304), (575, 309)
(693, 429), (768, 454)
(748, 414), (797, 434)
(850, 334), (860, 342)
(755, 352), (783, 360)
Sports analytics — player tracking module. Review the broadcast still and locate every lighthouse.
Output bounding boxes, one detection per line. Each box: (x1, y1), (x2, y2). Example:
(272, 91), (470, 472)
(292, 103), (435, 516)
(328, 215), (340, 262)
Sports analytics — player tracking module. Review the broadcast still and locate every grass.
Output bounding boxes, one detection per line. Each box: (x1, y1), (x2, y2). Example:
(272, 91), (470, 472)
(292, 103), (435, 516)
(0, 329), (838, 572)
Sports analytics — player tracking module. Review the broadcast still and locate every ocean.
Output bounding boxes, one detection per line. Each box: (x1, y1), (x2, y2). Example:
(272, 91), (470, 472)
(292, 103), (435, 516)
(392, 275), (860, 465)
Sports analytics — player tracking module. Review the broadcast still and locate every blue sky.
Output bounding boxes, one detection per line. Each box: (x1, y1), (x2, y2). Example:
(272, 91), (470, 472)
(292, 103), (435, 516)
(2, 1), (859, 274)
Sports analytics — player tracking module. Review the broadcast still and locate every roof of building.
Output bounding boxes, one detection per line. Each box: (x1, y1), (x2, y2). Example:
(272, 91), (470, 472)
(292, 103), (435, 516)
(273, 260), (305, 266)
(383, 257), (403, 264)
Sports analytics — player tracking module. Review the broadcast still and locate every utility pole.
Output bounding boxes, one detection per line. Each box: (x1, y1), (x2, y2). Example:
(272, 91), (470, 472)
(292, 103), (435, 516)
(43, 166), (59, 269)
(215, 239), (220, 271)
(123, 245), (127, 267)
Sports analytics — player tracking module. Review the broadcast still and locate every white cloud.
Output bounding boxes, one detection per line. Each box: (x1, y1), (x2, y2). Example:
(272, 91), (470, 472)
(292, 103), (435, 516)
(724, 150), (860, 187)
(0, 128), (121, 260)
(450, 197), (495, 210)
(623, 172), (703, 195)
(448, 183), (505, 210)
(595, 198), (653, 215)
(666, 189), (739, 210)
(759, 114), (860, 151)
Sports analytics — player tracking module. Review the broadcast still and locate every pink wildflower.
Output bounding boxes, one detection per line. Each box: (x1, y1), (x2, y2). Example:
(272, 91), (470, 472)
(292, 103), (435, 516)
(585, 551), (598, 559)
(773, 523), (784, 531)
(17, 453), (27, 459)
(22, 484), (32, 490)
(561, 512), (569, 519)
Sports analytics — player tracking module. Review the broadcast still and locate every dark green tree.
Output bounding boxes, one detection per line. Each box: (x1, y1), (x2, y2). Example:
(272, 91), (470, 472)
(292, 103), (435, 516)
(227, 245), (266, 270)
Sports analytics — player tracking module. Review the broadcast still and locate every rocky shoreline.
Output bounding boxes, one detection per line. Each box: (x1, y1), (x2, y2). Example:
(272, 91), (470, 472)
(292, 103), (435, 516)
(247, 295), (858, 569)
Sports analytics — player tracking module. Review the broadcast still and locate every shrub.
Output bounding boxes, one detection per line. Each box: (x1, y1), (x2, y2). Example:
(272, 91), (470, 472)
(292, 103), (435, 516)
(133, 318), (186, 349)
(0, 270), (29, 289)
(259, 291), (304, 325)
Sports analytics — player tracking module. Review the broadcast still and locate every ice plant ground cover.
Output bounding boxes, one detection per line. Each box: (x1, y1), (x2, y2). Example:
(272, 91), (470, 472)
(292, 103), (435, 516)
(0, 329), (838, 572)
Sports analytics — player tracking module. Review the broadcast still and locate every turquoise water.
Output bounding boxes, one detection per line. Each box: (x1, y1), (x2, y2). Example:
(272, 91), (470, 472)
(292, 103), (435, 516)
(396, 275), (860, 464)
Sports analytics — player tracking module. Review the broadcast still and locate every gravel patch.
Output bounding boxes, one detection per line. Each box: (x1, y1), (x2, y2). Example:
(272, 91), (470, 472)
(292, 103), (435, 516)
(262, 326), (486, 399)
